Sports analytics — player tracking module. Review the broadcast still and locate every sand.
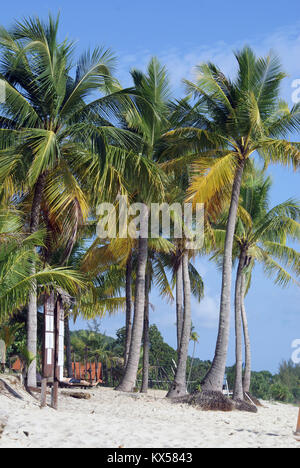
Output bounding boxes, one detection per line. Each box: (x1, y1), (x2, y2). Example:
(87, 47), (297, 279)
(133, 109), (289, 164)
(0, 377), (299, 448)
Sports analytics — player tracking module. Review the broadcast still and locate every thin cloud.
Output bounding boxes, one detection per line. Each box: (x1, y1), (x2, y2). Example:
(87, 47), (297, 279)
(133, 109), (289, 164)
(117, 23), (300, 102)
(192, 294), (220, 329)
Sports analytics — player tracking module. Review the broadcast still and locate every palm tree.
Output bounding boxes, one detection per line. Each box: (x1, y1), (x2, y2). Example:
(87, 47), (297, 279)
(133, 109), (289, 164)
(141, 267), (151, 393)
(116, 58), (169, 392)
(187, 325), (200, 392)
(234, 175), (300, 399)
(168, 47), (300, 391)
(240, 273), (251, 394)
(152, 241), (203, 398)
(166, 249), (191, 397)
(176, 254), (184, 354)
(0, 214), (84, 324)
(124, 252), (133, 368)
(0, 14), (136, 386)
(212, 171), (300, 399)
(156, 157), (204, 398)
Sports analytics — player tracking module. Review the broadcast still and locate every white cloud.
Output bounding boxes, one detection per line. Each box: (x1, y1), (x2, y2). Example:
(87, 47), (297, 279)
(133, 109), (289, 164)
(192, 294), (220, 329)
(117, 23), (300, 102)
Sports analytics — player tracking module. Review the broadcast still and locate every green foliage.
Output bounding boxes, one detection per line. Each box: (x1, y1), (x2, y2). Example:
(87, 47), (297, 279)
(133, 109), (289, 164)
(276, 360), (300, 402)
(0, 322), (24, 348)
(269, 382), (293, 402)
(227, 362), (300, 403)
(70, 323), (123, 386)
(71, 323), (212, 390)
(249, 370), (274, 400)
(18, 344), (35, 370)
(1, 309), (44, 369)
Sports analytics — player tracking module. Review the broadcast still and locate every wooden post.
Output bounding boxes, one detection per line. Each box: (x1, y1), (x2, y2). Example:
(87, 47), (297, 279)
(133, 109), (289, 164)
(89, 361), (92, 383)
(84, 347), (88, 380)
(0, 340), (6, 373)
(41, 293), (55, 407)
(50, 295), (64, 409)
(95, 357), (98, 384)
(41, 378), (47, 408)
(295, 408), (300, 440)
(51, 297), (60, 410)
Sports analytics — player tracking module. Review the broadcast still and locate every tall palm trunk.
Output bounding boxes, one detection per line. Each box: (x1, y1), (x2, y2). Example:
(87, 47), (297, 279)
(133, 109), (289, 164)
(241, 273), (251, 393)
(233, 249), (246, 401)
(202, 160), (245, 391)
(116, 217), (148, 392)
(141, 270), (150, 393)
(187, 341), (196, 393)
(27, 173), (46, 388)
(167, 250), (191, 398)
(124, 253), (132, 368)
(176, 254), (183, 355)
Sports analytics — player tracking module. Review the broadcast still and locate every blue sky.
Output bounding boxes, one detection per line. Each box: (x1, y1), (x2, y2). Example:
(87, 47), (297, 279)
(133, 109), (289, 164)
(2, 0), (300, 373)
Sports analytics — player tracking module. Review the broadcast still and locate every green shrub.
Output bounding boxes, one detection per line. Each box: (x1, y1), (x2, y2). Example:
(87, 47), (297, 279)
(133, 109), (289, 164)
(270, 382), (293, 402)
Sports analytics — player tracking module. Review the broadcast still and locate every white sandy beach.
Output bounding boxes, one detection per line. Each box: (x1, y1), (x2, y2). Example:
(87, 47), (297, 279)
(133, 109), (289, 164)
(0, 377), (299, 449)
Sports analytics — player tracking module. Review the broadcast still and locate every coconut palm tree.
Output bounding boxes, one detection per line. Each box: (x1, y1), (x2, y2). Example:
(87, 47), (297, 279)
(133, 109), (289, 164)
(156, 154), (204, 397)
(234, 176), (300, 399)
(141, 267), (151, 393)
(0, 214), (84, 324)
(165, 47), (300, 391)
(124, 252), (133, 368)
(212, 171), (300, 399)
(0, 14), (137, 386)
(166, 248), (191, 397)
(187, 325), (200, 392)
(115, 58), (170, 392)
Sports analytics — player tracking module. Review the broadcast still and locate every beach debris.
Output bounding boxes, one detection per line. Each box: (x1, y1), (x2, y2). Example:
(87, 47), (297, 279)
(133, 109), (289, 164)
(172, 391), (235, 412)
(0, 421), (6, 438)
(0, 378), (24, 400)
(244, 392), (263, 407)
(233, 399), (258, 413)
(0, 412), (8, 439)
(62, 391), (91, 400)
(172, 390), (258, 413)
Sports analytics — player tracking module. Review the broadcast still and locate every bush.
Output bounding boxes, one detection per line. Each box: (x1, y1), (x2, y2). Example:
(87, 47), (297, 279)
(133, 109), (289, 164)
(270, 382), (293, 402)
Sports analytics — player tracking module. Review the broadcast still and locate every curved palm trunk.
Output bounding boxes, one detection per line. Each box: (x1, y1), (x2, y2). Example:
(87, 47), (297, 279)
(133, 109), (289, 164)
(167, 250), (191, 398)
(124, 254), (132, 368)
(233, 249), (246, 401)
(141, 270), (150, 393)
(116, 224), (148, 392)
(202, 160), (245, 391)
(27, 173), (46, 388)
(176, 255), (184, 355)
(241, 274), (251, 393)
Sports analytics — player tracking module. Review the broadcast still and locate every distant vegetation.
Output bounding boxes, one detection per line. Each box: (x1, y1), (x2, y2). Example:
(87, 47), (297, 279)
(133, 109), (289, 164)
(69, 323), (300, 404)
(2, 309), (299, 404)
(227, 361), (300, 404)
